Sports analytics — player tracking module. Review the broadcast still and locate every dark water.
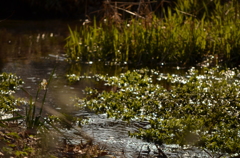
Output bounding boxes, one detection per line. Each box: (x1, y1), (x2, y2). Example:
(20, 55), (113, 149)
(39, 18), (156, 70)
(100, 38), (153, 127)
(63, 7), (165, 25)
(0, 20), (213, 158)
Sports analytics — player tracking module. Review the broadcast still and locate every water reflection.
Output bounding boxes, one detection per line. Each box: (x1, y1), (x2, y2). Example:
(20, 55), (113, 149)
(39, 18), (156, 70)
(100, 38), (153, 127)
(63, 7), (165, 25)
(0, 20), (70, 70)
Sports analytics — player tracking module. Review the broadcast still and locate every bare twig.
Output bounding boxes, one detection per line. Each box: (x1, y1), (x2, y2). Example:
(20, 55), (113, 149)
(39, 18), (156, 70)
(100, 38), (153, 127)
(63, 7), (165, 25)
(107, 1), (157, 5)
(0, 11), (15, 22)
(115, 6), (145, 19)
(203, 148), (214, 158)
(175, 9), (197, 17)
(217, 154), (225, 158)
(137, 0), (143, 17)
(156, 144), (168, 158)
(138, 144), (145, 158)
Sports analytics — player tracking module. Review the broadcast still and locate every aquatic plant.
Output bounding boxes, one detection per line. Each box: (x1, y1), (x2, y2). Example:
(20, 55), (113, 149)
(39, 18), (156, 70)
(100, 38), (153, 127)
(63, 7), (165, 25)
(0, 70), (79, 131)
(0, 72), (95, 157)
(0, 73), (24, 126)
(0, 72), (49, 131)
(75, 67), (240, 157)
(65, 0), (240, 66)
(21, 71), (55, 134)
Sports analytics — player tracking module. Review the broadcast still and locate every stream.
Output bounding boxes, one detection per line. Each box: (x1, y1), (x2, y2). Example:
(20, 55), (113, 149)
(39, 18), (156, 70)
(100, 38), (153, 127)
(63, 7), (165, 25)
(0, 20), (215, 158)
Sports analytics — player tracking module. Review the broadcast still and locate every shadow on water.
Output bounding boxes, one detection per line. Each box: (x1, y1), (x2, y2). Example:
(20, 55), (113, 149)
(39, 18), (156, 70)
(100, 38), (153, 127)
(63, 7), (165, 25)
(0, 20), (212, 158)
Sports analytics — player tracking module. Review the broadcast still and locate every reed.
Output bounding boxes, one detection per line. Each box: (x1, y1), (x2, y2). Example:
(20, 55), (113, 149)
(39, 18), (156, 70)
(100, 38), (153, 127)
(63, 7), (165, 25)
(65, 0), (240, 66)
(21, 69), (55, 134)
(0, 69), (75, 133)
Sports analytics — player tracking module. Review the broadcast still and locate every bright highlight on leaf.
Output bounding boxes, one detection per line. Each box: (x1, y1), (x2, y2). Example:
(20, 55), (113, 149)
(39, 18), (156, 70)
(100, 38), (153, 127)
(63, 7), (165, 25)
(75, 67), (240, 157)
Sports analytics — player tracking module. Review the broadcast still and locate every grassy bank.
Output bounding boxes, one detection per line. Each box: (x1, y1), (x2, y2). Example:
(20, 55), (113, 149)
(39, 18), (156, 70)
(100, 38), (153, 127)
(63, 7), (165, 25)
(65, 0), (240, 67)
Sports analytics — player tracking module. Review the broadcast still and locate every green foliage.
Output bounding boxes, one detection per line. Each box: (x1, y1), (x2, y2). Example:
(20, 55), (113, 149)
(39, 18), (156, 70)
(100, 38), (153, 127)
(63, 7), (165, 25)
(65, 0), (240, 66)
(0, 73), (24, 125)
(0, 70), (78, 133)
(174, 0), (218, 19)
(6, 132), (20, 139)
(22, 70), (55, 132)
(1, 131), (36, 157)
(14, 150), (28, 157)
(0, 72), (84, 157)
(75, 67), (240, 156)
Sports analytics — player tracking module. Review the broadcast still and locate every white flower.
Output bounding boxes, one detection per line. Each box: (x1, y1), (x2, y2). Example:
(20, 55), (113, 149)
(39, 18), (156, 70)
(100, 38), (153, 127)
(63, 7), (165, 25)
(41, 79), (47, 90)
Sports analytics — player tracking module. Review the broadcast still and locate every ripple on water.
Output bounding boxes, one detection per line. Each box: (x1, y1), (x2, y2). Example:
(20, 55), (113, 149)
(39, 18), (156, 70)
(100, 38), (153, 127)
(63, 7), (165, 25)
(75, 112), (215, 158)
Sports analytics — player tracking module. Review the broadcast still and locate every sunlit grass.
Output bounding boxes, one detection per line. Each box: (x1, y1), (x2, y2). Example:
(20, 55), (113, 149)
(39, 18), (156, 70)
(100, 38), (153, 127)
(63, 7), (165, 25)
(65, 0), (240, 67)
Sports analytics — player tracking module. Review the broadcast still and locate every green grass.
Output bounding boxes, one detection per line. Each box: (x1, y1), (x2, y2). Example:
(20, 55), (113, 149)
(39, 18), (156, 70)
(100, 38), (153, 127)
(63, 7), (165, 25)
(65, 0), (240, 67)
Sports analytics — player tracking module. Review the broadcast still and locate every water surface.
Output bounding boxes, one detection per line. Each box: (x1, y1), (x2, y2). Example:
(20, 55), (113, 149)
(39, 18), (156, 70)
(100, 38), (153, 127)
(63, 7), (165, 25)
(0, 20), (212, 158)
